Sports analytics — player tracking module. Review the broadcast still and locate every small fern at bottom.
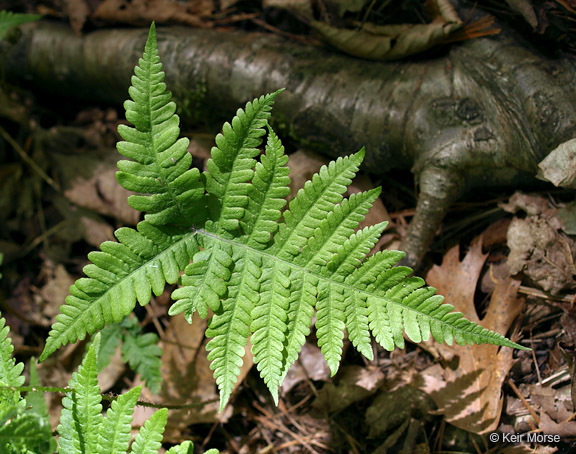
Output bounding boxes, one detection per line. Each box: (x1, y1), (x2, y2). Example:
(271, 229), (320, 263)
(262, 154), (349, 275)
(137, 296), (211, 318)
(0, 313), (219, 454)
(97, 316), (163, 393)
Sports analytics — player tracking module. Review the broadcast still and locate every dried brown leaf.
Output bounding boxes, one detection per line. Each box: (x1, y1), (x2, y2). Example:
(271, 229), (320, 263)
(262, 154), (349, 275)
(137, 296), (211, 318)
(527, 384), (576, 436)
(420, 237), (525, 434)
(502, 193), (576, 294)
(52, 151), (139, 225)
(310, 0), (463, 61)
(281, 342), (331, 394)
(39, 264), (75, 319)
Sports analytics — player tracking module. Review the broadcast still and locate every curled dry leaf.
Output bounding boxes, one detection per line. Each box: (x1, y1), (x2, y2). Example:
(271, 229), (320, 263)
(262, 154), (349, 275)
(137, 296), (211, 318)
(39, 264), (75, 319)
(419, 237), (525, 434)
(502, 192), (576, 294)
(527, 384), (576, 437)
(537, 137), (576, 188)
(310, 0), (463, 60)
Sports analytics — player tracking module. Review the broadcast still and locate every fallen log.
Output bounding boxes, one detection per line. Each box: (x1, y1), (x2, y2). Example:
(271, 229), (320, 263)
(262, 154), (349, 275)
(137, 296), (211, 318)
(5, 19), (576, 265)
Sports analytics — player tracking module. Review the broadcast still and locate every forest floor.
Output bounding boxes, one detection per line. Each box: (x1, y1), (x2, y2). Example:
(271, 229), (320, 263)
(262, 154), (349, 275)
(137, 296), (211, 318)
(1, 1), (576, 453)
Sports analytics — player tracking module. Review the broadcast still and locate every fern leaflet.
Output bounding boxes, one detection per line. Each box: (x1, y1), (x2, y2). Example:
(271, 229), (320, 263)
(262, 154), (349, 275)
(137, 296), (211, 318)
(40, 23), (529, 412)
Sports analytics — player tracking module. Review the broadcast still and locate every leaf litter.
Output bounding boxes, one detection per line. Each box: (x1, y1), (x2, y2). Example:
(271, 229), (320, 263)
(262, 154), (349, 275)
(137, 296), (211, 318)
(419, 237), (526, 434)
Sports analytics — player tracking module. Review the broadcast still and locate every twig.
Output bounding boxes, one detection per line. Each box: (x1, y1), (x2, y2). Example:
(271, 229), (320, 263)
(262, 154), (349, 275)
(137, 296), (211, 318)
(0, 126), (60, 192)
(507, 379), (540, 428)
(530, 332), (543, 385)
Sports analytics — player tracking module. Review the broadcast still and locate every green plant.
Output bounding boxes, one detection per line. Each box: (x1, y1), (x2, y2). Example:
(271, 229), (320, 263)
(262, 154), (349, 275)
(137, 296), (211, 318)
(39, 23), (528, 412)
(97, 316), (163, 393)
(0, 313), (218, 453)
(0, 10), (41, 41)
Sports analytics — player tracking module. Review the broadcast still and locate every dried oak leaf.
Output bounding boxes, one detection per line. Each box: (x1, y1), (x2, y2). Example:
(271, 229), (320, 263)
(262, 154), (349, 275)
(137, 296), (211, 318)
(419, 237), (525, 434)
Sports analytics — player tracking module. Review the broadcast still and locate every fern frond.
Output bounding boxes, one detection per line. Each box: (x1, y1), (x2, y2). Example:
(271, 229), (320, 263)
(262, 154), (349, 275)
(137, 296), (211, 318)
(40, 223), (198, 361)
(250, 260), (292, 404)
(25, 360), (49, 420)
(274, 149), (364, 260)
(40, 24), (528, 416)
(278, 272), (317, 382)
(98, 386), (140, 454)
(205, 252), (261, 412)
(116, 22), (204, 227)
(326, 222), (389, 276)
(0, 412), (52, 453)
(0, 315), (25, 391)
(315, 282), (346, 375)
(299, 188), (380, 269)
(58, 334), (103, 454)
(130, 408), (167, 454)
(0, 10), (41, 41)
(165, 441), (194, 454)
(122, 333), (162, 393)
(206, 91), (281, 234)
(344, 292), (372, 359)
(244, 126), (290, 248)
(170, 239), (234, 320)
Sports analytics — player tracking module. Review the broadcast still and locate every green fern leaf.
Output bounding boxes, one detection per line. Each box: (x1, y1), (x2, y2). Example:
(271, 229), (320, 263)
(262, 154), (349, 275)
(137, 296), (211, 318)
(58, 334), (103, 454)
(98, 386), (141, 454)
(40, 23), (529, 415)
(130, 408), (167, 454)
(278, 272), (317, 383)
(0, 10), (41, 41)
(205, 251), (261, 411)
(0, 316), (53, 454)
(116, 22), (204, 227)
(250, 260), (292, 403)
(244, 126), (290, 247)
(121, 333), (162, 394)
(40, 223), (198, 362)
(206, 91), (280, 234)
(274, 149), (364, 260)
(165, 441), (194, 454)
(0, 412), (52, 453)
(0, 315), (25, 392)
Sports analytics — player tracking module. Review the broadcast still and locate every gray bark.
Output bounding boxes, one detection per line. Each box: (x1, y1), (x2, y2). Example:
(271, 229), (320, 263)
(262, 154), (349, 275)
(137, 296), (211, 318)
(4, 20), (576, 265)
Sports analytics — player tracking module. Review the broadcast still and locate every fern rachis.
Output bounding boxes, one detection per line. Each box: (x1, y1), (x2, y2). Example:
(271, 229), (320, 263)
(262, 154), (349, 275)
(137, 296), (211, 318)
(40, 22), (529, 411)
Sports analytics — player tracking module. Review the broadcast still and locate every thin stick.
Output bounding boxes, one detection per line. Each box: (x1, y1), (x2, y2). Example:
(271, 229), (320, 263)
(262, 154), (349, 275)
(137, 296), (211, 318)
(507, 379), (540, 428)
(0, 126), (60, 192)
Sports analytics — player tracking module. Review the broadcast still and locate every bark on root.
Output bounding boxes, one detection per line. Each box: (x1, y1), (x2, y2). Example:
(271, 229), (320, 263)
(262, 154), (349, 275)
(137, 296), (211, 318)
(5, 20), (576, 266)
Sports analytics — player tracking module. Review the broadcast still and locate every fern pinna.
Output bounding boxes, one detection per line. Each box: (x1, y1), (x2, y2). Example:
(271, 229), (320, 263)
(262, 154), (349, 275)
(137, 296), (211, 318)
(40, 23), (528, 410)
